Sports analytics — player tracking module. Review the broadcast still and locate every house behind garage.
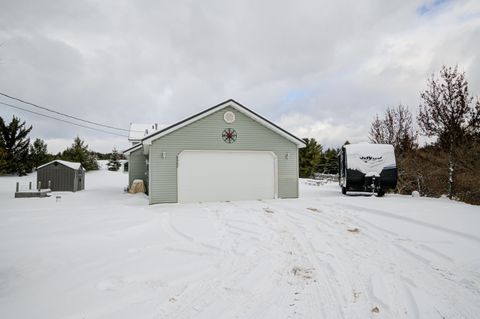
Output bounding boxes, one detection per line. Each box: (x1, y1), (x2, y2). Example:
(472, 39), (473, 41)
(37, 160), (85, 192)
(124, 99), (305, 204)
(128, 123), (162, 146)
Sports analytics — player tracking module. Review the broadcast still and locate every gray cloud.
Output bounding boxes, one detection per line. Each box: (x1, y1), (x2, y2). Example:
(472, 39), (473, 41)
(0, 0), (479, 153)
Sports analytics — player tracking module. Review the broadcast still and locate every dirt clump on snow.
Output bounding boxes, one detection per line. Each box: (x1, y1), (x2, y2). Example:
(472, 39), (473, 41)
(347, 228), (360, 233)
(352, 290), (361, 302)
(371, 306), (380, 313)
(292, 266), (315, 279)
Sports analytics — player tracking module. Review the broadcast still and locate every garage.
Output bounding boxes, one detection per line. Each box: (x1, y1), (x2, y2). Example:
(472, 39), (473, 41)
(124, 99), (305, 204)
(177, 150), (277, 203)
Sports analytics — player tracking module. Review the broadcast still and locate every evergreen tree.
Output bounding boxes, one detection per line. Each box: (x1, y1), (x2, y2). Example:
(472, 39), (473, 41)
(62, 136), (99, 171)
(107, 147), (121, 171)
(0, 116), (32, 175)
(299, 138), (322, 178)
(318, 147), (340, 174)
(29, 138), (50, 169)
(0, 146), (6, 174)
(418, 65), (480, 199)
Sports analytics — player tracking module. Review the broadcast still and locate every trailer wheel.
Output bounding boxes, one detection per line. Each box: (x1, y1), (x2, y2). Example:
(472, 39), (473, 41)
(342, 187), (347, 195)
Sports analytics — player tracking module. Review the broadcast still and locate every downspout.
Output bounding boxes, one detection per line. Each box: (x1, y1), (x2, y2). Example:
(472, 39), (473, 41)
(148, 146), (152, 205)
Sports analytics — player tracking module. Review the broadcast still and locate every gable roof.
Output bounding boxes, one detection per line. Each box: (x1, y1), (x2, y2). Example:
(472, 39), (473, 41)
(122, 143), (143, 155)
(142, 99), (306, 147)
(38, 160), (83, 170)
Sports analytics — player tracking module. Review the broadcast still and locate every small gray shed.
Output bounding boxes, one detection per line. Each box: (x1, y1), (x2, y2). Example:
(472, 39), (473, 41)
(37, 160), (85, 192)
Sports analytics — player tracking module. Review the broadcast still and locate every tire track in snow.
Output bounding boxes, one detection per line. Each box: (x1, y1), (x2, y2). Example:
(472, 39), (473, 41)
(337, 202), (480, 243)
(226, 201), (314, 319)
(157, 197), (480, 318)
(262, 201), (353, 318)
(219, 201), (342, 319)
(157, 202), (286, 319)
(329, 201), (480, 318)
(265, 199), (424, 318)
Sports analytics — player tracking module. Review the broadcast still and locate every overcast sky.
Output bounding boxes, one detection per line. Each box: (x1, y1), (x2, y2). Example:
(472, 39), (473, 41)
(0, 0), (479, 153)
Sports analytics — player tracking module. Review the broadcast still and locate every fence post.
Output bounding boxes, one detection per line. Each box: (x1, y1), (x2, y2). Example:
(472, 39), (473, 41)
(29, 181), (32, 190)
(16, 182), (19, 193)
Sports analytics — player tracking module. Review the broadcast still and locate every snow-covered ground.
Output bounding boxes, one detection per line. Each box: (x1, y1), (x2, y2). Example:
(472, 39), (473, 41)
(1, 168), (479, 318)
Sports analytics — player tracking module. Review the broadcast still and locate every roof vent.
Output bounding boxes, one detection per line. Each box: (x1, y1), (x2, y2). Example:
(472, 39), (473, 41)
(224, 111), (235, 124)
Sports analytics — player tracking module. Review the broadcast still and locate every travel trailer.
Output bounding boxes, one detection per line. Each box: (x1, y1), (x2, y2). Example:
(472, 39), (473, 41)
(338, 143), (397, 196)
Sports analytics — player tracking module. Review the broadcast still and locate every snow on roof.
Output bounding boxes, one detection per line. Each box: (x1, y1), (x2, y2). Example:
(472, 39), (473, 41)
(344, 143), (394, 157)
(38, 160), (83, 170)
(129, 123), (164, 141)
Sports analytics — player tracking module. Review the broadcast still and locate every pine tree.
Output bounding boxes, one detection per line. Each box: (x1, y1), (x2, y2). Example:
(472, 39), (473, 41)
(62, 136), (99, 171)
(0, 116), (32, 175)
(29, 138), (50, 169)
(418, 65), (480, 199)
(107, 147), (121, 171)
(0, 143), (7, 174)
(318, 148), (340, 174)
(299, 138), (322, 178)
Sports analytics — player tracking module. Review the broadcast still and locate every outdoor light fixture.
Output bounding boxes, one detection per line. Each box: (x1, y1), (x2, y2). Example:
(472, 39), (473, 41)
(161, 151), (167, 159)
(285, 153), (290, 159)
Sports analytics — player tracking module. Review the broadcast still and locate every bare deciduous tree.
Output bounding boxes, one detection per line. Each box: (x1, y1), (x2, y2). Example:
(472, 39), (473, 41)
(369, 104), (417, 155)
(369, 114), (386, 143)
(418, 65), (480, 199)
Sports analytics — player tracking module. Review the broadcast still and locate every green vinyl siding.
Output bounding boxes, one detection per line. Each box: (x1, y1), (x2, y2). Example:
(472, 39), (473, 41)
(128, 148), (148, 189)
(149, 106), (299, 204)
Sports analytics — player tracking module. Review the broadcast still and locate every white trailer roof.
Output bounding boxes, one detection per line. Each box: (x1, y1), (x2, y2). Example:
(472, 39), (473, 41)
(345, 143), (396, 175)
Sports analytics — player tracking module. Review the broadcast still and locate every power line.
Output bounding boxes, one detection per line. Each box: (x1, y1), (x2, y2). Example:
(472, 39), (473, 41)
(0, 91), (140, 132)
(0, 100), (129, 138)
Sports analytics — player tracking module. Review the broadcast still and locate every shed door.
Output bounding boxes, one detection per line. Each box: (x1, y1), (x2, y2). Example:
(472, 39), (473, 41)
(78, 170), (83, 190)
(177, 150), (277, 203)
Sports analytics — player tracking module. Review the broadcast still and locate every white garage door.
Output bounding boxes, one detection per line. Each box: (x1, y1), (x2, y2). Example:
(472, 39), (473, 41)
(178, 150), (277, 203)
